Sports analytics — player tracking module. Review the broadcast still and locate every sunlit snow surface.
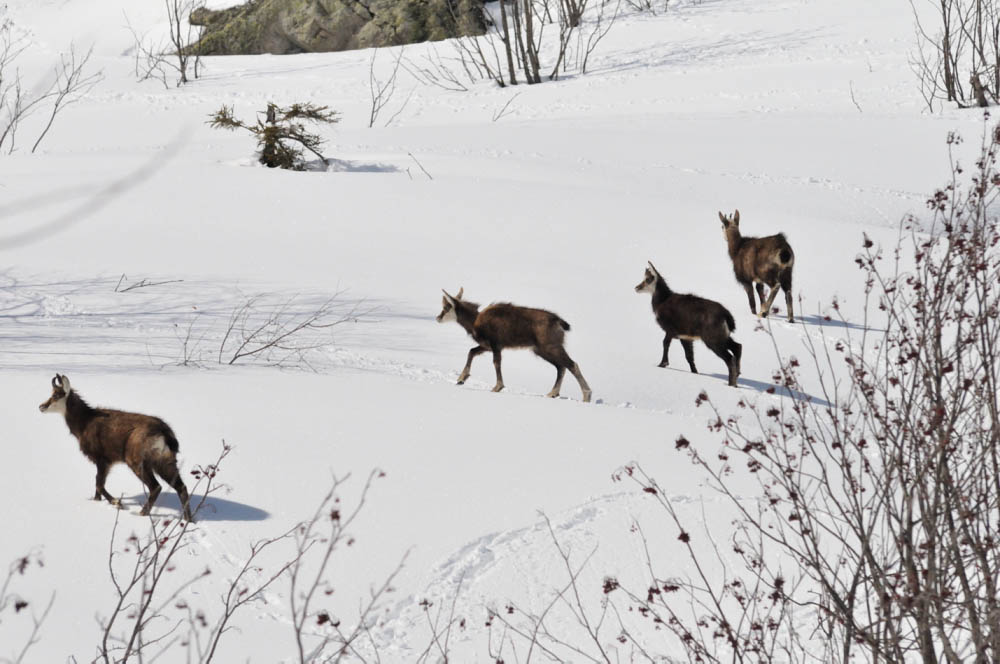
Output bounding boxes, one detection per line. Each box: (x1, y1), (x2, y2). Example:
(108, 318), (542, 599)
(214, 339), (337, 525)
(0, 0), (980, 660)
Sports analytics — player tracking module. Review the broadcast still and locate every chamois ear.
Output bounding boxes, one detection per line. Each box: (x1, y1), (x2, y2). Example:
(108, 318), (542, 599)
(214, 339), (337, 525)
(442, 289), (457, 304)
(58, 374), (71, 392)
(719, 211), (729, 227)
(456, 287), (464, 300)
(733, 209), (740, 225)
(647, 261), (659, 276)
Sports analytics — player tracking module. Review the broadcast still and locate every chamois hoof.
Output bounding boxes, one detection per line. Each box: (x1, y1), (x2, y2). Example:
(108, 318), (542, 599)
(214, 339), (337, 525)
(582, 391), (592, 403)
(545, 390), (560, 399)
(491, 385), (504, 393)
(657, 361), (668, 368)
(456, 379), (466, 385)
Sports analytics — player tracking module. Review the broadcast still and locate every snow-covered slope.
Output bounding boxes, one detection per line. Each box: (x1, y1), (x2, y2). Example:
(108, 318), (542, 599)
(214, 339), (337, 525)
(0, 0), (978, 660)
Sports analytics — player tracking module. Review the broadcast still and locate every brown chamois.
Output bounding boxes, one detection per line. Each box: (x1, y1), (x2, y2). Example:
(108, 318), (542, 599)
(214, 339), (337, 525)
(39, 374), (193, 520)
(719, 209), (795, 322)
(436, 288), (592, 402)
(635, 262), (742, 387)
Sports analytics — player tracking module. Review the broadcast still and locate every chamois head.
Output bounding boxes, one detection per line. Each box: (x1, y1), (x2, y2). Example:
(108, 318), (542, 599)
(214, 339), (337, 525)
(39, 374), (71, 414)
(436, 287), (464, 323)
(635, 262), (661, 294)
(719, 209), (741, 234)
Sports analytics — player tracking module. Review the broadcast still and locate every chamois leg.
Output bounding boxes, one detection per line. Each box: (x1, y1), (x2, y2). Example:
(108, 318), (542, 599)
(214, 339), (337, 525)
(157, 459), (194, 521)
(138, 464), (162, 516)
(659, 334), (673, 368)
(759, 282), (782, 319)
(781, 273), (795, 322)
(491, 348), (505, 393)
(742, 282), (757, 315)
(705, 338), (739, 387)
(728, 338), (743, 381)
(680, 339), (698, 373)
(545, 347), (591, 402)
(755, 283), (767, 308)
(457, 346), (486, 385)
(570, 363), (592, 403)
(537, 348), (567, 399)
(545, 365), (566, 399)
(94, 460), (120, 507)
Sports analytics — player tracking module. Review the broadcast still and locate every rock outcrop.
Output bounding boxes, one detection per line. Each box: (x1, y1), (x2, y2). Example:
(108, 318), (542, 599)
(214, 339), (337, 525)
(190, 0), (486, 55)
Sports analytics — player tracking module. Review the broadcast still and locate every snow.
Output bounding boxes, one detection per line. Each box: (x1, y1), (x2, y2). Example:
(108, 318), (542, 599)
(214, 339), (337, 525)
(0, 0), (982, 660)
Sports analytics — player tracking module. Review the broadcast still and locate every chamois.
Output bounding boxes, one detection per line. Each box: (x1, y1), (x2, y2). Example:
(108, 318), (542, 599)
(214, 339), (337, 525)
(39, 374), (193, 520)
(635, 262), (742, 387)
(719, 209), (795, 322)
(436, 288), (592, 402)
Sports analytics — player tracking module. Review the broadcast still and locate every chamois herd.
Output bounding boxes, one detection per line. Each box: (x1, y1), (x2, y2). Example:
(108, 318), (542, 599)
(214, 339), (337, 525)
(40, 209), (793, 520)
(437, 209), (794, 399)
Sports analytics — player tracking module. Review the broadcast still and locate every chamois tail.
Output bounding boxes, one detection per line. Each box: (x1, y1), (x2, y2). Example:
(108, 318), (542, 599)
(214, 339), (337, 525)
(724, 310), (736, 335)
(557, 317), (571, 331)
(779, 248), (793, 264)
(160, 426), (180, 454)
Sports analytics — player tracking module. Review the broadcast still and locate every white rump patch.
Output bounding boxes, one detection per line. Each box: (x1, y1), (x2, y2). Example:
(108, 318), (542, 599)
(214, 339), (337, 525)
(150, 435), (170, 456)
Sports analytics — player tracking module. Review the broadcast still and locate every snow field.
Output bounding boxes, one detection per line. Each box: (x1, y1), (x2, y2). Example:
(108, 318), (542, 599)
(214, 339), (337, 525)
(0, 0), (982, 660)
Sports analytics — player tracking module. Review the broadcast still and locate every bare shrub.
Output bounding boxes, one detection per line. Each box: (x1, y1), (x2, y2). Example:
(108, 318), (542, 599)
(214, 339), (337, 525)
(218, 292), (363, 367)
(284, 470), (410, 662)
(403, 44), (475, 91)
(910, 0), (1000, 109)
(0, 19), (101, 154)
(94, 443), (411, 663)
(114, 274), (184, 293)
(483, 513), (651, 662)
(98, 444), (230, 664)
(209, 103), (340, 170)
(126, 0), (205, 89)
(613, 116), (1000, 661)
(0, 552), (54, 664)
(160, 290), (365, 370)
(368, 47), (413, 128)
(181, 522), (300, 663)
(577, 0), (623, 75)
(421, 0), (621, 88)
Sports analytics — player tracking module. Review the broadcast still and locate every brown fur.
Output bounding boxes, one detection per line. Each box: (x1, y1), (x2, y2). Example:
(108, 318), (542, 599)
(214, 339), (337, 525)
(636, 262), (741, 387)
(719, 209), (795, 322)
(437, 289), (592, 402)
(39, 375), (193, 520)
